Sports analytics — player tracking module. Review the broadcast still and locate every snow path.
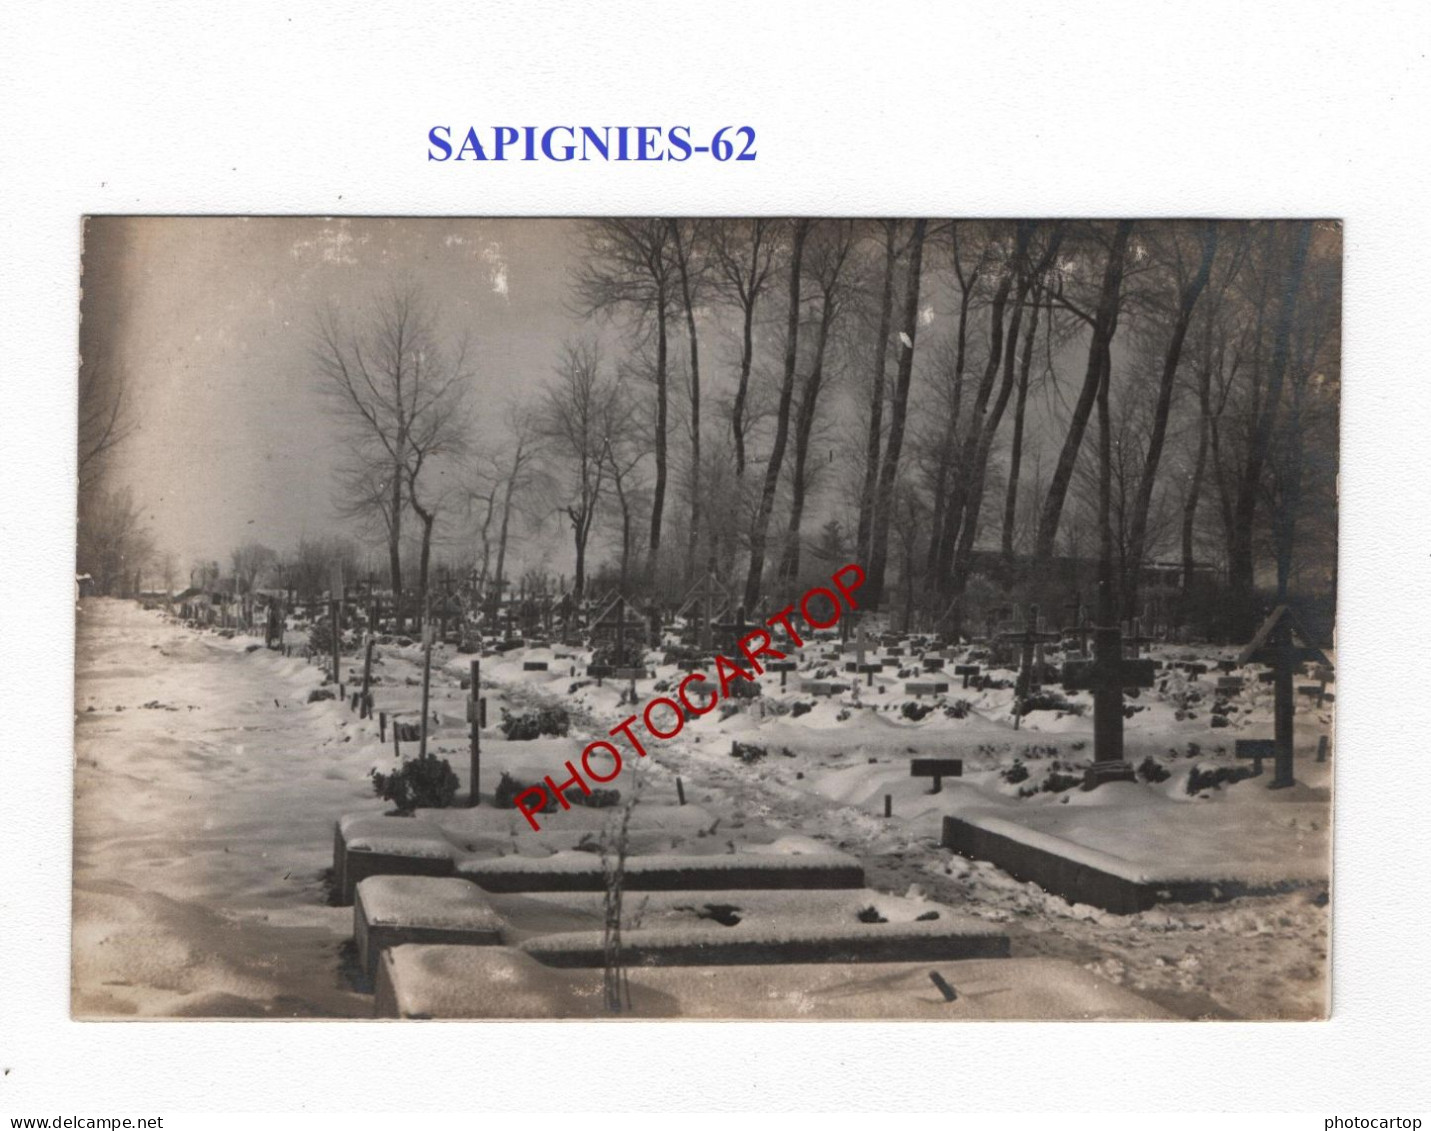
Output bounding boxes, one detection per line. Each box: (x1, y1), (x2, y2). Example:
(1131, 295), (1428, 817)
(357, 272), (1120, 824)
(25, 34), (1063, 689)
(73, 600), (375, 1017)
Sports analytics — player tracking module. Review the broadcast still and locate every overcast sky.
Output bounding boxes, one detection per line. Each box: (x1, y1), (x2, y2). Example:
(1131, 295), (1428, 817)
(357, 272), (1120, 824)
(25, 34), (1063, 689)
(82, 216), (1119, 585)
(84, 216), (591, 574)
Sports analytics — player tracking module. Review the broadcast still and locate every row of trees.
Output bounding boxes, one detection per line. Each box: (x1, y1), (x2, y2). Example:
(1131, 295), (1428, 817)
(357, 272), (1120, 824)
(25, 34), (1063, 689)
(309, 219), (1338, 642)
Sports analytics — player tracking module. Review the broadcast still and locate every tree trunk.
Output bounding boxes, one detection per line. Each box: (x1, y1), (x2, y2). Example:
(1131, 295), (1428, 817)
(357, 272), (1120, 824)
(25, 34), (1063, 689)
(743, 219), (809, 611)
(856, 222), (897, 562)
(1228, 221), (1312, 636)
(674, 223), (703, 581)
(933, 259), (1016, 588)
(493, 470), (518, 615)
(648, 289), (668, 574)
(732, 293), (755, 477)
(925, 285), (974, 577)
(1123, 223), (1218, 615)
(1034, 221), (1134, 565)
(1001, 286), (1042, 563)
(779, 287), (836, 584)
(864, 219), (928, 609)
(1181, 335), (1213, 591)
(388, 454), (404, 609)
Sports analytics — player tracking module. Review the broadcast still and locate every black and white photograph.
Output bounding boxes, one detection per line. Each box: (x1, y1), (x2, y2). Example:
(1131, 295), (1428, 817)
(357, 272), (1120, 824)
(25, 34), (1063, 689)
(73, 215), (1339, 1021)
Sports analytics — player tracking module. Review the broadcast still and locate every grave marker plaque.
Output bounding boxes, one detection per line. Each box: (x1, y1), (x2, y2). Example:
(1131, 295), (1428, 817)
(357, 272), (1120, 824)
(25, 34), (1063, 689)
(911, 758), (963, 793)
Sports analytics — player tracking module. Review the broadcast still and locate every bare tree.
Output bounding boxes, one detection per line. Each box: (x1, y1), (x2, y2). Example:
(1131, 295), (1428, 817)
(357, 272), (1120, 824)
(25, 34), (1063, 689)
(537, 342), (616, 601)
(864, 218), (929, 608)
(777, 219), (855, 585)
(667, 219), (711, 580)
(1034, 221), (1135, 566)
(76, 486), (153, 597)
(743, 219), (810, 610)
(855, 220), (902, 563)
(1120, 220), (1218, 615)
(573, 220), (675, 576)
(78, 350), (135, 495)
(708, 219), (778, 477)
(312, 283), (473, 619)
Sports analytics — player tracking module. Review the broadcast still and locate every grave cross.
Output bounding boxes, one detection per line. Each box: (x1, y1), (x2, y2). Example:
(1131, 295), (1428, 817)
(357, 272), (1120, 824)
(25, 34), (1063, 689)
(1061, 626), (1157, 786)
(678, 572), (727, 655)
(1000, 604), (1061, 700)
(714, 604), (758, 656)
(1121, 617), (1155, 659)
(850, 619), (882, 686)
(466, 659), (484, 806)
(1237, 605), (1329, 790)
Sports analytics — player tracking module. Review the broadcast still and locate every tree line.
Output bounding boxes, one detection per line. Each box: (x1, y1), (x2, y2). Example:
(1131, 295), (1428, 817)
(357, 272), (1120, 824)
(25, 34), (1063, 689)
(78, 218), (1338, 645)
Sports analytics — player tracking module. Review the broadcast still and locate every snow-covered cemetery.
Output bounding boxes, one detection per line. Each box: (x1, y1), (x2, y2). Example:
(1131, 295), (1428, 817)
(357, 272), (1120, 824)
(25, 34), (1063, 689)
(74, 217), (1338, 1020)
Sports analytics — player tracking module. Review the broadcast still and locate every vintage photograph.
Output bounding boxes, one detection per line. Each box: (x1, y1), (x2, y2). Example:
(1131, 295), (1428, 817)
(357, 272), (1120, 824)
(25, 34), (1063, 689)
(74, 216), (1338, 1020)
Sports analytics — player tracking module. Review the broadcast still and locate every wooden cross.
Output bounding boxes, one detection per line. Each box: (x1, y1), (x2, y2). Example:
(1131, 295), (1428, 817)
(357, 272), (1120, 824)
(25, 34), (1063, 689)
(1121, 617), (1155, 658)
(714, 604), (758, 655)
(850, 619), (881, 685)
(1237, 605), (1329, 790)
(1000, 604), (1061, 699)
(467, 659), (484, 806)
(911, 757), (963, 794)
(678, 572), (727, 654)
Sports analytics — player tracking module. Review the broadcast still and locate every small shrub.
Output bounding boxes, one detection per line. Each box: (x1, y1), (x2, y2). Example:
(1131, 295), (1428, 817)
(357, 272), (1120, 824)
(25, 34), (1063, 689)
(371, 756), (459, 814)
(1041, 770), (1083, 794)
(493, 770), (620, 811)
(901, 701), (935, 722)
(1186, 763), (1257, 795)
(499, 705), (571, 740)
(1002, 759), (1030, 784)
(856, 905), (888, 924)
(1017, 690), (1073, 716)
(306, 687), (335, 703)
(718, 702), (743, 721)
(836, 708), (852, 722)
(790, 700), (814, 718)
(944, 699), (971, 719)
(1137, 756), (1171, 783)
(731, 740), (766, 764)
(308, 619), (336, 657)
(726, 678), (762, 700)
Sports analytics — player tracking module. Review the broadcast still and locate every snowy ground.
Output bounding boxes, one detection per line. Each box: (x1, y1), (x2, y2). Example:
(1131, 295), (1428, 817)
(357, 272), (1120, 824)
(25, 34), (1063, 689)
(72, 598), (1331, 1019)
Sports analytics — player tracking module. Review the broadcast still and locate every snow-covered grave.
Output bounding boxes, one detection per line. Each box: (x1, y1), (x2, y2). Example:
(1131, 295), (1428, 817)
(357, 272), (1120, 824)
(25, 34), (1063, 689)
(355, 876), (1008, 977)
(373, 947), (1174, 1020)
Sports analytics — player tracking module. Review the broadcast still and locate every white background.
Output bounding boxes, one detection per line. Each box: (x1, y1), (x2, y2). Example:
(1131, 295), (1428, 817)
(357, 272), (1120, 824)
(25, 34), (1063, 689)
(3, 0), (1430, 1114)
